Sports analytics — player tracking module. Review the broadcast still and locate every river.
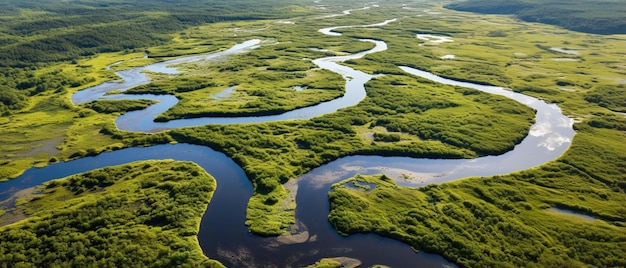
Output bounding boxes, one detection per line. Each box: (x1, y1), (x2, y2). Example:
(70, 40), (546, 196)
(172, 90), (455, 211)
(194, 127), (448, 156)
(1, 7), (574, 268)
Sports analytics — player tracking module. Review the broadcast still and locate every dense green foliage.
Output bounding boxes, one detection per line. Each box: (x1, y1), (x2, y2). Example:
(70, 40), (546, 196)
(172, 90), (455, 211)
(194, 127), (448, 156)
(0, 68), (95, 115)
(124, 65), (344, 120)
(83, 99), (157, 114)
(0, 0), (313, 67)
(329, 122), (626, 267)
(584, 84), (626, 112)
(446, 0), (626, 34)
(366, 78), (534, 155)
(0, 160), (222, 267)
(0, 88), (29, 115)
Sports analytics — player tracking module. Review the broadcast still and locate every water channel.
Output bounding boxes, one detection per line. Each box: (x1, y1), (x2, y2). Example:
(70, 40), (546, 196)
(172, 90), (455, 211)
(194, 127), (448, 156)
(1, 8), (574, 268)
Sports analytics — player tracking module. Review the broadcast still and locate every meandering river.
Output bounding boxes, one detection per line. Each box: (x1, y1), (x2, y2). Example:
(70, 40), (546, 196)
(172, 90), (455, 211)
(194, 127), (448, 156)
(1, 7), (574, 268)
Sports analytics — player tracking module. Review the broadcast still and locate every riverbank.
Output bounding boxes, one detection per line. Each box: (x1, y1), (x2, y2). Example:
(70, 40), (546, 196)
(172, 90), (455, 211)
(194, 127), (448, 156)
(329, 122), (626, 267)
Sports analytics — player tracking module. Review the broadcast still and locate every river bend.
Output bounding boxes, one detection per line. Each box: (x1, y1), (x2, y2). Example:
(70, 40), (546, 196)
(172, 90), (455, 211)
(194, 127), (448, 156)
(1, 8), (574, 268)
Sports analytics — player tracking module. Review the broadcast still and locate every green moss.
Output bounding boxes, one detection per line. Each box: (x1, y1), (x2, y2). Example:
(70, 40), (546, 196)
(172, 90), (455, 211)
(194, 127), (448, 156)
(306, 258), (343, 268)
(83, 99), (157, 114)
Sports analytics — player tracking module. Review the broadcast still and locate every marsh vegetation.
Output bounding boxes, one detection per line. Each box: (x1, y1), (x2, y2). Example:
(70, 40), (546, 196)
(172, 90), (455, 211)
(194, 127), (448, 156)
(0, 160), (222, 267)
(0, 0), (624, 267)
(329, 121), (626, 267)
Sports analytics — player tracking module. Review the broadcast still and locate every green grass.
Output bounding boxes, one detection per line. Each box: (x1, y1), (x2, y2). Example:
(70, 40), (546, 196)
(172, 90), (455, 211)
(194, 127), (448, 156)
(83, 99), (157, 114)
(0, 48), (164, 180)
(325, 5), (626, 266)
(584, 84), (626, 112)
(125, 19), (371, 120)
(329, 123), (626, 266)
(0, 160), (223, 267)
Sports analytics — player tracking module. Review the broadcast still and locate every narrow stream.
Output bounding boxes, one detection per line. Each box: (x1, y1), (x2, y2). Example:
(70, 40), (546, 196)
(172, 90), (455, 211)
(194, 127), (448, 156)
(1, 7), (575, 268)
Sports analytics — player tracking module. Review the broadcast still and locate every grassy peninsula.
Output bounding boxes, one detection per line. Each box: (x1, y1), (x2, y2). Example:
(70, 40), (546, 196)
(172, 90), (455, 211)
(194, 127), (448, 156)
(0, 160), (222, 267)
(329, 122), (626, 267)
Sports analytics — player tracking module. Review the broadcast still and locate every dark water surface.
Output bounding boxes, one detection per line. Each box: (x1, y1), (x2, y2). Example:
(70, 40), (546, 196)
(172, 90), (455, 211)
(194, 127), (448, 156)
(0, 144), (452, 267)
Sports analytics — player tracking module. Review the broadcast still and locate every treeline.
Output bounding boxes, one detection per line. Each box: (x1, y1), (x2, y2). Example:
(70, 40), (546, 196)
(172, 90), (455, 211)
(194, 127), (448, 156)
(0, 160), (223, 267)
(446, 0), (626, 35)
(0, 68), (94, 115)
(0, 18), (177, 66)
(0, 88), (28, 116)
(0, 0), (313, 67)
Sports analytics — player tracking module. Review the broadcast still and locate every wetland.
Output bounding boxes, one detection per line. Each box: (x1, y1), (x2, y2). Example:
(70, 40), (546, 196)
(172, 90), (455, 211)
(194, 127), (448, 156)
(0, 0), (624, 267)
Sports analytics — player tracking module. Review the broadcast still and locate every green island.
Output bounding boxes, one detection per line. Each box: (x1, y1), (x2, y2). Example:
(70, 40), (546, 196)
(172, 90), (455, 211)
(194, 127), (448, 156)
(0, 0), (624, 267)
